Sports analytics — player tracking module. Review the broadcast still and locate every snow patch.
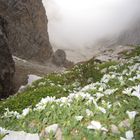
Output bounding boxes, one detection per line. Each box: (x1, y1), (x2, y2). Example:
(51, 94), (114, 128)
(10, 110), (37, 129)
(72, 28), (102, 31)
(27, 75), (42, 85)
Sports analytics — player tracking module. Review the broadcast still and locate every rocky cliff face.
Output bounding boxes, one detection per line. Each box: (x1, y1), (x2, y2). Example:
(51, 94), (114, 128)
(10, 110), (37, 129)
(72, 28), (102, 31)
(117, 19), (140, 46)
(0, 0), (71, 96)
(0, 0), (53, 62)
(0, 16), (15, 99)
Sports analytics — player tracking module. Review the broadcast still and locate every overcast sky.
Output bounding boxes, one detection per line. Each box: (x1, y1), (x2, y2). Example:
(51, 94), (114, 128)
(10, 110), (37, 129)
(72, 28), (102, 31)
(43, 0), (140, 49)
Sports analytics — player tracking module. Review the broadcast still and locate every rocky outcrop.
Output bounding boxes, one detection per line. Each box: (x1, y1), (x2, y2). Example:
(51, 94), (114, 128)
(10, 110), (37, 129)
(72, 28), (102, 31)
(52, 49), (67, 66)
(52, 49), (74, 68)
(0, 0), (53, 62)
(0, 0), (72, 97)
(0, 16), (15, 99)
(93, 45), (134, 63)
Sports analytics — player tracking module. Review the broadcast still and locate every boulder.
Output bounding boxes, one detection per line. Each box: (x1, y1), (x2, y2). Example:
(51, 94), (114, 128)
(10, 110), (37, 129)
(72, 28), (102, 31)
(0, 129), (39, 140)
(44, 124), (62, 140)
(53, 49), (74, 67)
(0, 16), (15, 99)
(52, 49), (67, 66)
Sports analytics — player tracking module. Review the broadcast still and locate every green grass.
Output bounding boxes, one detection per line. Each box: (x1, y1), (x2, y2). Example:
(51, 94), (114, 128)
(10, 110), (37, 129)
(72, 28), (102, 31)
(0, 45), (140, 140)
(120, 45), (140, 58)
(0, 59), (107, 114)
(0, 134), (7, 140)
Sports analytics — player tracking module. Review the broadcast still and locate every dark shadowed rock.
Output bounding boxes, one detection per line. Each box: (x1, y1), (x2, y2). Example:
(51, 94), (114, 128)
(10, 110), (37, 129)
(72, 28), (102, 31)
(52, 49), (74, 68)
(0, 16), (15, 99)
(0, 0), (72, 95)
(52, 49), (66, 66)
(0, 0), (53, 62)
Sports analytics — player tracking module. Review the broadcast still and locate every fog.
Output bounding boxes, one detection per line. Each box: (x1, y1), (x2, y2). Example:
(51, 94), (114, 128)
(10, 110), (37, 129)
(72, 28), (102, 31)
(42, 0), (140, 61)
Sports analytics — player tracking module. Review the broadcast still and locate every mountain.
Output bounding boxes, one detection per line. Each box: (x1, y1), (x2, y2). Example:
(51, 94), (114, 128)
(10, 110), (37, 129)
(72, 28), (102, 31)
(0, 0), (73, 95)
(117, 19), (140, 46)
(0, 0), (53, 62)
(95, 19), (140, 49)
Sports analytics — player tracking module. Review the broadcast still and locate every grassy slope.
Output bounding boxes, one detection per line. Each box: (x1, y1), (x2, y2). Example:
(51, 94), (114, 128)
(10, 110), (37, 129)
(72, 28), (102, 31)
(0, 46), (140, 140)
(0, 59), (109, 114)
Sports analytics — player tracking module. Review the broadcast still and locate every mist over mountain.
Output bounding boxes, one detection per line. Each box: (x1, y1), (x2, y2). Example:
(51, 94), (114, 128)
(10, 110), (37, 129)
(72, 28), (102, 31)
(95, 18), (140, 49)
(117, 19), (140, 46)
(0, 1), (140, 139)
(43, 0), (140, 50)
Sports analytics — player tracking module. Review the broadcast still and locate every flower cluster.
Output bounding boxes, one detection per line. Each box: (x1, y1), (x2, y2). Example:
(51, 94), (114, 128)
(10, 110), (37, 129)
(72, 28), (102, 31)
(1, 54), (140, 139)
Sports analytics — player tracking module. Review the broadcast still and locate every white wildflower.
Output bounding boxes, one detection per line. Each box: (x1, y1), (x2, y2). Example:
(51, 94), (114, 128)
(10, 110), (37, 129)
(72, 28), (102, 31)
(38, 82), (46, 86)
(120, 132), (134, 140)
(122, 69), (128, 75)
(120, 137), (127, 140)
(22, 108), (30, 117)
(126, 111), (138, 120)
(98, 107), (106, 114)
(35, 96), (56, 111)
(123, 88), (132, 95)
(3, 108), (20, 119)
(95, 92), (104, 99)
(104, 89), (117, 95)
(132, 85), (140, 100)
(0, 127), (7, 134)
(75, 116), (83, 121)
(98, 87), (104, 92)
(125, 130), (134, 140)
(86, 109), (93, 116)
(107, 102), (112, 109)
(50, 83), (55, 86)
(101, 74), (111, 83)
(60, 97), (68, 103)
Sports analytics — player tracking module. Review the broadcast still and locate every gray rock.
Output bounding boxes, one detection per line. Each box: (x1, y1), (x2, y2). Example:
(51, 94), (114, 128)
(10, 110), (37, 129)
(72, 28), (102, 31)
(52, 49), (67, 66)
(94, 45), (134, 63)
(52, 49), (74, 68)
(44, 124), (63, 140)
(0, 0), (53, 62)
(55, 127), (63, 140)
(0, 16), (15, 99)
(2, 131), (39, 140)
(45, 124), (59, 135)
(119, 119), (131, 128)
(111, 124), (120, 134)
